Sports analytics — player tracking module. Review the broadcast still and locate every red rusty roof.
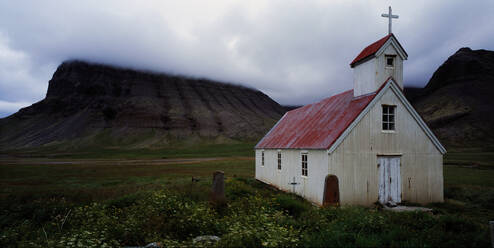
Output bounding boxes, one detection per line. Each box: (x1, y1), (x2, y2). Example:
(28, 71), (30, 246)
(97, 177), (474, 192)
(350, 34), (392, 67)
(350, 33), (408, 67)
(255, 89), (378, 149)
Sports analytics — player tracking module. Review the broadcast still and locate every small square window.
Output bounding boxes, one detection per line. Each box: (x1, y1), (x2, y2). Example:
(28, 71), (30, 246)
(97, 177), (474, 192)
(387, 57), (394, 66)
(386, 57), (394, 67)
(382, 105), (396, 131)
(385, 55), (395, 68)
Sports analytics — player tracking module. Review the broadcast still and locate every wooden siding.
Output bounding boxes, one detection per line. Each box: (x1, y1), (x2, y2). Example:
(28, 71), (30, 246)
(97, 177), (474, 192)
(376, 45), (403, 90)
(353, 43), (403, 97)
(255, 149), (328, 205)
(329, 87), (443, 205)
(353, 59), (376, 97)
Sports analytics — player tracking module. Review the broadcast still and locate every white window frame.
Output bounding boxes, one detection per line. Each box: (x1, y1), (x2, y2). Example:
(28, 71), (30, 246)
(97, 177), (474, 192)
(385, 55), (395, 69)
(261, 150), (264, 166)
(277, 150), (282, 170)
(301, 153), (308, 177)
(382, 105), (396, 132)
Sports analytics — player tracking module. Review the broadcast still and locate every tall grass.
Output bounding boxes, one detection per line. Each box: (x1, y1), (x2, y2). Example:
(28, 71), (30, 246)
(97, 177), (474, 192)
(1, 178), (490, 247)
(1, 152), (493, 247)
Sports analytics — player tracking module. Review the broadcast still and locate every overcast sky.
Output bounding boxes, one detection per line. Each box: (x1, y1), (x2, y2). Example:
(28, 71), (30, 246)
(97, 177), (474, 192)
(0, 0), (493, 117)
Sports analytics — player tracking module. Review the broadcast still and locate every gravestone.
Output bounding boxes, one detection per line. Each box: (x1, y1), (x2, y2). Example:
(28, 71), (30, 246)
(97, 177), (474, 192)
(323, 174), (339, 207)
(211, 171), (226, 205)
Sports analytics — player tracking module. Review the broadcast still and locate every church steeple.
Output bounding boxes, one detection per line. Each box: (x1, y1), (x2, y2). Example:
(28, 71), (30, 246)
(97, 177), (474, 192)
(350, 7), (407, 97)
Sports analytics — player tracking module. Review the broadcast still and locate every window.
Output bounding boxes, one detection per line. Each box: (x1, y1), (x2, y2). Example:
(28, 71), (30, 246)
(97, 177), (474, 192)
(261, 151), (264, 166)
(385, 55), (395, 68)
(277, 151), (282, 170)
(382, 105), (396, 131)
(301, 153), (308, 176)
(386, 57), (394, 67)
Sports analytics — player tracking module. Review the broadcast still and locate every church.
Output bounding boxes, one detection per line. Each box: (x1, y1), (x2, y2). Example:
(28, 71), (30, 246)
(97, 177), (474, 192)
(254, 7), (446, 206)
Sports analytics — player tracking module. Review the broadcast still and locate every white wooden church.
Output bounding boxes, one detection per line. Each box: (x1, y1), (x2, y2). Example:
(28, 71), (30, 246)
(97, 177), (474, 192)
(255, 7), (446, 206)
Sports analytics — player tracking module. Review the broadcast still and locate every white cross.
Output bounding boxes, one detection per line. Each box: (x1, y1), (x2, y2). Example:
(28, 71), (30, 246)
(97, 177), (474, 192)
(381, 6), (399, 34)
(288, 176), (299, 193)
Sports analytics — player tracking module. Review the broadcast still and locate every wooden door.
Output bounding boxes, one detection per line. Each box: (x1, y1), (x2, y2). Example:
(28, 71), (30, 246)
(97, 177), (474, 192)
(323, 174), (339, 206)
(378, 156), (401, 204)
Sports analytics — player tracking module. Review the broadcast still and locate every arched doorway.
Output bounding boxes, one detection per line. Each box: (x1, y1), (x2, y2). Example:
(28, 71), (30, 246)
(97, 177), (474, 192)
(323, 174), (339, 206)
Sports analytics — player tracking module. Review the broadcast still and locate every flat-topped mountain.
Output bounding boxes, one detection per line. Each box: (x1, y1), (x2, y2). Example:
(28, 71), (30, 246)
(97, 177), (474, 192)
(0, 61), (285, 149)
(409, 47), (494, 149)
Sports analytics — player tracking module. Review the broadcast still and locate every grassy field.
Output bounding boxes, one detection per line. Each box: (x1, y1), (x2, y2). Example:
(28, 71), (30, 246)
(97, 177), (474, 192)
(0, 157), (254, 204)
(0, 147), (493, 247)
(1, 143), (257, 159)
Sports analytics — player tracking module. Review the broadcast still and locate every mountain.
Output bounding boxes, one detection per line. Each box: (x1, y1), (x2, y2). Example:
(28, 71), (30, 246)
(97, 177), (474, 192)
(0, 61), (285, 149)
(409, 47), (494, 149)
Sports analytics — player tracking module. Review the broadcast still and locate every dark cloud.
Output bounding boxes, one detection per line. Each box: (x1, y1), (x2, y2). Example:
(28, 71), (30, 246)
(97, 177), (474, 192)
(0, 0), (493, 117)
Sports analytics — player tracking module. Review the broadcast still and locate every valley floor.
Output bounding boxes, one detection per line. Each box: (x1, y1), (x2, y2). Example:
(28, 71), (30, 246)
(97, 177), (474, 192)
(0, 149), (493, 247)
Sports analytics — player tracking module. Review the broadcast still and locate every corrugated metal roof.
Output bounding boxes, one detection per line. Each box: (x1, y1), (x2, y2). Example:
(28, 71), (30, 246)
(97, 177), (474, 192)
(350, 33), (408, 68)
(255, 89), (377, 149)
(350, 34), (392, 67)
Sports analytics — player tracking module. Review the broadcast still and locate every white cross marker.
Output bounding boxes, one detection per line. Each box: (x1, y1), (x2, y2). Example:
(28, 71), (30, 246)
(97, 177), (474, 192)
(381, 6), (399, 34)
(288, 176), (299, 193)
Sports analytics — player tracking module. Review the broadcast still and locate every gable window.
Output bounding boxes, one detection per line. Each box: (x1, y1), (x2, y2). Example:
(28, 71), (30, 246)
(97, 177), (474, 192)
(301, 153), (308, 177)
(385, 55), (395, 68)
(277, 151), (282, 170)
(261, 151), (264, 166)
(382, 105), (396, 131)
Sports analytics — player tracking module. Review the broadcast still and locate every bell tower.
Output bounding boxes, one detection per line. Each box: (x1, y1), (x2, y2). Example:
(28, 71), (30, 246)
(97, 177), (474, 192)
(349, 7), (408, 97)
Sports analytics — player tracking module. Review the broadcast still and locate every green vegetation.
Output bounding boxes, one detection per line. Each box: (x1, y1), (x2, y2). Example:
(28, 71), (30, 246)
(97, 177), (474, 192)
(444, 151), (494, 168)
(443, 164), (494, 187)
(0, 158), (254, 203)
(0, 150), (493, 247)
(2, 142), (256, 159)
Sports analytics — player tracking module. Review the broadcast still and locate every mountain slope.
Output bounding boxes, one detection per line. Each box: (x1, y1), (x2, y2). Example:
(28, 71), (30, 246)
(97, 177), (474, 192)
(411, 48), (494, 149)
(0, 61), (285, 149)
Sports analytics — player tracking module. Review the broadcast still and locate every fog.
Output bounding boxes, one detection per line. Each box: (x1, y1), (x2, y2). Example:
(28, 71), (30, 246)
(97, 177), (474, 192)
(1, 0), (493, 117)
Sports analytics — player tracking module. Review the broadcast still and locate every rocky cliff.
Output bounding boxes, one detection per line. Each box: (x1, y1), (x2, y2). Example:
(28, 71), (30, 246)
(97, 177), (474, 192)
(0, 61), (285, 148)
(410, 48), (494, 149)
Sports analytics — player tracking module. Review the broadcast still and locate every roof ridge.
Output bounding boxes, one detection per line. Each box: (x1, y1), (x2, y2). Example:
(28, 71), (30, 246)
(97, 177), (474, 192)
(361, 34), (391, 51)
(255, 87), (374, 149)
(287, 89), (354, 114)
(350, 34), (393, 67)
(318, 89), (354, 103)
(352, 91), (376, 100)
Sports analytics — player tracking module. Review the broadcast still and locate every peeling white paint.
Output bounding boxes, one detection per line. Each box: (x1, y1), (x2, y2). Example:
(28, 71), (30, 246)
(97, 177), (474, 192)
(378, 156), (401, 204)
